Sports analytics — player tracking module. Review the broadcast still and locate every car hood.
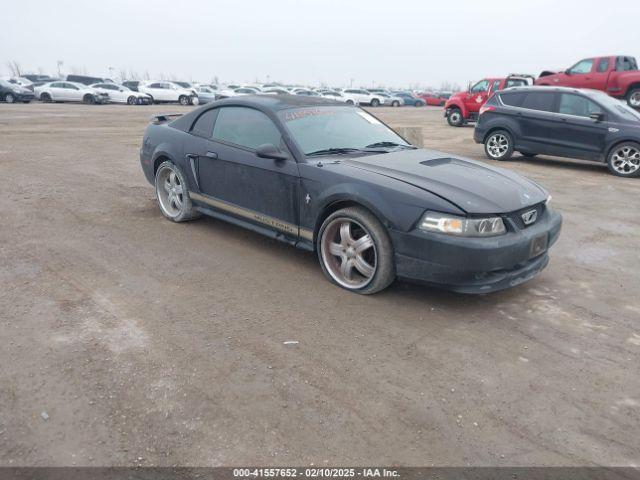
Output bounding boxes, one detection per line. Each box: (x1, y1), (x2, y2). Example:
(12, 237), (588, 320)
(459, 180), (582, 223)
(341, 149), (548, 214)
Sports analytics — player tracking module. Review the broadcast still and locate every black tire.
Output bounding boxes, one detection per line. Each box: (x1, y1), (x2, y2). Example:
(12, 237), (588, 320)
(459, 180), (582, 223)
(147, 95), (154, 104)
(346, 99), (354, 105)
(5, 93), (15, 104)
(370, 98), (380, 107)
(179, 95), (189, 106)
(83, 94), (96, 105)
(606, 142), (640, 178)
(154, 161), (201, 222)
(391, 100), (399, 107)
(414, 101), (424, 107)
(127, 96), (137, 105)
(447, 108), (464, 127)
(40, 93), (52, 103)
(484, 130), (514, 161)
(519, 152), (537, 158)
(22, 100), (31, 103)
(626, 88), (640, 109)
(317, 206), (395, 295)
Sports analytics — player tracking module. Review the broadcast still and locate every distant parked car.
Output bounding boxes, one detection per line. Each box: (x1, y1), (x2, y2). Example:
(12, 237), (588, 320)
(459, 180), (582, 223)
(391, 91), (425, 107)
(341, 89), (383, 106)
(216, 87), (260, 99)
(122, 80), (141, 92)
(66, 74), (115, 86)
(0, 79), (36, 103)
(193, 86), (217, 104)
(173, 81), (198, 96)
(320, 90), (358, 105)
(292, 89), (321, 97)
(138, 81), (196, 105)
(262, 87), (290, 95)
(90, 83), (151, 104)
(419, 92), (450, 106)
(34, 81), (109, 104)
(4, 77), (34, 90)
(474, 86), (640, 178)
(376, 92), (403, 107)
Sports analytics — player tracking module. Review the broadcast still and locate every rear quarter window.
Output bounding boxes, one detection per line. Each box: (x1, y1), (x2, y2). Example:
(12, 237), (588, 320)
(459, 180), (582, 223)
(521, 92), (556, 112)
(500, 92), (527, 107)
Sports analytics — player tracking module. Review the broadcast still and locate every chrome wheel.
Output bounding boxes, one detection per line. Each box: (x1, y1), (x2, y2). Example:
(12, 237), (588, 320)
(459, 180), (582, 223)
(320, 218), (377, 290)
(629, 91), (640, 108)
(487, 133), (509, 158)
(611, 145), (640, 175)
(156, 165), (185, 217)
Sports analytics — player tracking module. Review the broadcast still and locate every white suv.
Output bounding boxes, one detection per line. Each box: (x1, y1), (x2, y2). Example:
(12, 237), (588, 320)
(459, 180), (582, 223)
(341, 88), (383, 106)
(138, 81), (195, 105)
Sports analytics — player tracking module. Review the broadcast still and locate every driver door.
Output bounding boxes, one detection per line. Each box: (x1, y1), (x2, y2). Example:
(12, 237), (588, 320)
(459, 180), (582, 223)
(186, 106), (301, 238)
(465, 79), (490, 114)
(563, 58), (595, 88)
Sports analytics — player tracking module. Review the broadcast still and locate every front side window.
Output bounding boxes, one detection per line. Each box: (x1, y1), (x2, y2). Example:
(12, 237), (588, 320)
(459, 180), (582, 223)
(280, 106), (409, 155)
(521, 92), (555, 112)
(568, 59), (594, 74)
(558, 94), (603, 117)
(212, 107), (281, 150)
(470, 80), (489, 93)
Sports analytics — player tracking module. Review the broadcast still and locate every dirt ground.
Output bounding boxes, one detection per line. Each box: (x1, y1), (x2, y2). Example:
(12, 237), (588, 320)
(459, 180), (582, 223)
(1, 103), (639, 467)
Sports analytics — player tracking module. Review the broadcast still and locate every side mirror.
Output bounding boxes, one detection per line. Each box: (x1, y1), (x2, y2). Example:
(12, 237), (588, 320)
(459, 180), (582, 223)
(590, 112), (605, 122)
(256, 143), (288, 161)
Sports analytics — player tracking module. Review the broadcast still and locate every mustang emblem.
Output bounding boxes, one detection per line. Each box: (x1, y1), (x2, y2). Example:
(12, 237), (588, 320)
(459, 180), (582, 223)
(521, 209), (538, 225)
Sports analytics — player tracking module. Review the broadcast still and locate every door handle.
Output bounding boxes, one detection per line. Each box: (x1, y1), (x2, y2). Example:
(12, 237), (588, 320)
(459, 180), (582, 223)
(206, 151), (218, 159)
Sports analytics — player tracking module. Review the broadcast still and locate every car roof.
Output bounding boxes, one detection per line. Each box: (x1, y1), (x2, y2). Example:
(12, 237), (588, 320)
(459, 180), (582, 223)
(501, 86), (605, 97)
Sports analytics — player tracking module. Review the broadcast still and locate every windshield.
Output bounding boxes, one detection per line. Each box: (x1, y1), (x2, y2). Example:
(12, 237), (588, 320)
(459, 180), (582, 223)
(590, 92), (640, 121)
(280, 106), (410, 155)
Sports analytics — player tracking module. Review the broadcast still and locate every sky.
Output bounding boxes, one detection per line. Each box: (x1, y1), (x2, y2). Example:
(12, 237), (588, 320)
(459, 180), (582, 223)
(2, 0), (639, 89)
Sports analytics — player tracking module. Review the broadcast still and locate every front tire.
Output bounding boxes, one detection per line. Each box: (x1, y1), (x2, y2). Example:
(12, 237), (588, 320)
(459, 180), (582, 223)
(147, 95), (154, 104)
(179, 95), (189, 106)
(484, 130), (514, 161)
(391, 100), (399, 107)
(447, 108), (464, 127)
(346, 99), (354, 105)
(370, 98), (380, 107)
(606, 142), (640, 177)
(626, 88), (640, 109)
(5, 93), (15, 103)
(83, 94), (95, 104)
(317, 207), (395, 294)
(41, 93), (52, 103)
(127, 96), (138, 105)
(154, 161), (201, 222)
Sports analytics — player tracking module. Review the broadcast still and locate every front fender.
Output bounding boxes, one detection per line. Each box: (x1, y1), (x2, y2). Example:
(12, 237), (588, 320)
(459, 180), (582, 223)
(445, 99), (467, 117)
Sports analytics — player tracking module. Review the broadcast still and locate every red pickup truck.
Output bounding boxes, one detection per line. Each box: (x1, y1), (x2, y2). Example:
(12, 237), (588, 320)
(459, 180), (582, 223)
(535, 56), (640, 108)
(444, 75), (532, 127)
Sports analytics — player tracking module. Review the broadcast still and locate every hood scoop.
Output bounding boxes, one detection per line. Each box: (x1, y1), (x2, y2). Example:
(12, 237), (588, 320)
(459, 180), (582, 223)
(420, 157), (457, 167)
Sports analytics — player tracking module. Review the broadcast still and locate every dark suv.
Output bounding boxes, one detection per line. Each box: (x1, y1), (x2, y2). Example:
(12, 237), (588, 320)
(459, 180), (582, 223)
(474, 86), (640, 177)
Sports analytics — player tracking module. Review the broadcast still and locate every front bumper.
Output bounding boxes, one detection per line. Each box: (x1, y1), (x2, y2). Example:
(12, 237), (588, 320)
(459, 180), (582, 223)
(390, 207), (562, 294)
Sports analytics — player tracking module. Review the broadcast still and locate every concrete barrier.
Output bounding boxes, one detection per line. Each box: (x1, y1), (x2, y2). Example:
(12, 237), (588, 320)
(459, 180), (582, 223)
(396, 126), (424, 148)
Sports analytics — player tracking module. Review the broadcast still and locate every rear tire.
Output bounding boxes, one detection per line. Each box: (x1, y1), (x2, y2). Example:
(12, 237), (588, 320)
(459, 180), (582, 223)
(447, 108), (464, 127)
(5, 93), (15, 103)
(484, 130), (514, 161)
(147, 95), (154, 104)
(346, 99), (354, 105)
(154, 161), (201, 222)
(317, 206), (395, 295)
(391, 100), (399, 107)
(83, 94), (95, 104)
(40, 93), (52, 103)
(606, 142), (640, 177)
(627, 88), (640, 109)
(179, 95), (189, 106)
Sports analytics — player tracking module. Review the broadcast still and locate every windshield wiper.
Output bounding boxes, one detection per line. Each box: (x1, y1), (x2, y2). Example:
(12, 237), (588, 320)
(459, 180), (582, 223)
(364, 141), (417, 149)
(306, 147), (363, 156)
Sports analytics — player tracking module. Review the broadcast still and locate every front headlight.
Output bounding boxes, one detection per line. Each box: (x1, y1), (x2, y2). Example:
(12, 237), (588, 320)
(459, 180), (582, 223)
(419, 212), (506, 237)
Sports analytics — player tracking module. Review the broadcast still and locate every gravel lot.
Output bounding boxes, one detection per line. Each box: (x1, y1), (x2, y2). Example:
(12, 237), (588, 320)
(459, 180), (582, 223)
(1, 103), (638, 467)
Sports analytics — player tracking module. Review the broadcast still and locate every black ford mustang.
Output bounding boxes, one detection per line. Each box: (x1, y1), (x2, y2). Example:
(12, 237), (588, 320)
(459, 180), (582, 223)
(140, 95), (562, 294)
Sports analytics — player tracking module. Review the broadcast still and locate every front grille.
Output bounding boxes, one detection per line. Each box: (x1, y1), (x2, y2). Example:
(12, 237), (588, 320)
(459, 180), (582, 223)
(505, 202), (545, 230)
